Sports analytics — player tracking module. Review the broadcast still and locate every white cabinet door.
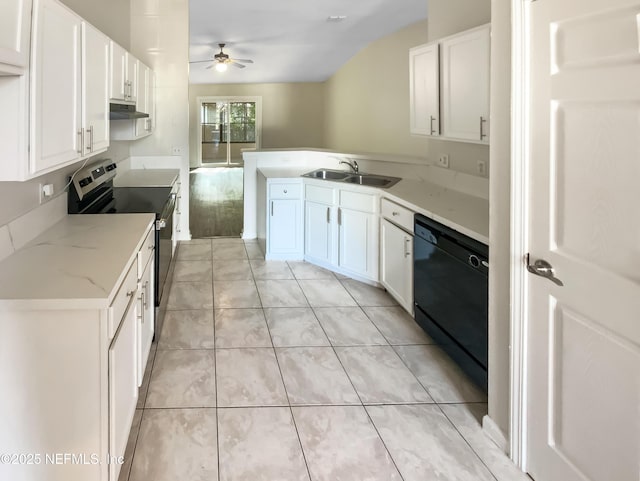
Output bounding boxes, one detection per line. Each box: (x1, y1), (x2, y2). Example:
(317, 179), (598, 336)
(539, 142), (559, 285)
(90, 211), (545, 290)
(381, 219), (413, 313)
(410, 43), (440, 136)
(109, 297), (138, 481)
(0, 0), (31, 74)
(304, 201), (332, 264)
(269, 199), (301, 255)
(137, 257), (154, 386)
(338, 207), (378, 280)
(135, 62), (151, 137)
(172, 182), (181, 252)
(30, 0), (82, 175)
(440, 25), (490, 142)
(109, 41), (126, 101)
(147, 69), (155, 132)
(82, 22), (109, 155)
(126, 52), (137, 103)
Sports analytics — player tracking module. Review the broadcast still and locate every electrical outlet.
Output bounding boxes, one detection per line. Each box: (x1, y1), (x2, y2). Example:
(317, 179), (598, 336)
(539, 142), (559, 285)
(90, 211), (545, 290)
(437, 154), (449, 168)
(477, 160), (487, 176)
(38, 183), (54, 204)
(171, 146), (183, 156)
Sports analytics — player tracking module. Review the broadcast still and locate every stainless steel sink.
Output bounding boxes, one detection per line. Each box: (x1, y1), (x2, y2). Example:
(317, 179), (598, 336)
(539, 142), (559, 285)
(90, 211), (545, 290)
(343, 174), (401, 188)
(303, 169), (351, 180)
(302, 169), (401, 189)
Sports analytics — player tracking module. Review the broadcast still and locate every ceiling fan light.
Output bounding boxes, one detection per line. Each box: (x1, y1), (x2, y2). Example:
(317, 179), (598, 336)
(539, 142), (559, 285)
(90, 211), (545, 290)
(215, 62), (228, 72)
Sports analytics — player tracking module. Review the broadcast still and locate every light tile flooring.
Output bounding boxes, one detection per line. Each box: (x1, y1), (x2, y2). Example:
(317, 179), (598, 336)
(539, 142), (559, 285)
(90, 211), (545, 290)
(120, 239), (530, 481)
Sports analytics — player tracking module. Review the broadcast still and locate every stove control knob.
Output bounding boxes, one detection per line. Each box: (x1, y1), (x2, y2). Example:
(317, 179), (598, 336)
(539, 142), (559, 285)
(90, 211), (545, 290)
(79, 176), (93, 187)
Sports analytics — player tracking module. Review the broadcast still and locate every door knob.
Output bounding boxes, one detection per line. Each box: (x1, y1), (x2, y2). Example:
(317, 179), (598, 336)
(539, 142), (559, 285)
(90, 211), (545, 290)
(526, 254), (563, 286)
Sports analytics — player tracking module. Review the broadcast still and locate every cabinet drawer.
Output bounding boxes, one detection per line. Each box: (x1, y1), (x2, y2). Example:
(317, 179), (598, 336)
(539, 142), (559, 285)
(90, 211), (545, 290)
(269, 182), (301, 199)
(339, 190), (377, 213)
(137, 227), (155, 279)
(109, 260), (138, 340)
(381, 198), (414, 233)
(305, 184), (333, 204)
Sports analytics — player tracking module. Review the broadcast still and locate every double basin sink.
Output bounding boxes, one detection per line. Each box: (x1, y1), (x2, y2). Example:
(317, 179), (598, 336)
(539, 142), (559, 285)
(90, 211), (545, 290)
(302, 169), (401, 189)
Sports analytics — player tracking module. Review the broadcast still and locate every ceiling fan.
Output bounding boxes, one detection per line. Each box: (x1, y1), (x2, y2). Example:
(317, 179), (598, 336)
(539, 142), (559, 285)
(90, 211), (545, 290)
(189, 43), (254, 72)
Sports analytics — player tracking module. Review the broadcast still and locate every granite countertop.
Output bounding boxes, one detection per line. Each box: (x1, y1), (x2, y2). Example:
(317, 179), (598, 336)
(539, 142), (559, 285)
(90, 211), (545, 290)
(257, 167), (489, 244)
(0, 214), (155, 310)
(114, 169), (180, 188)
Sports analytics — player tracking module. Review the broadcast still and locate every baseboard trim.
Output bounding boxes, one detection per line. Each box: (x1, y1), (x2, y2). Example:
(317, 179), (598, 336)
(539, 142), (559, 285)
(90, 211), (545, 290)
(482, 415), (509, 455)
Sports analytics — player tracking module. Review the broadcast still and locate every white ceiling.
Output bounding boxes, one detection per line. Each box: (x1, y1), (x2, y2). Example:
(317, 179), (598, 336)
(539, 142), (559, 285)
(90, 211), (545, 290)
(189, 0), (427, 85)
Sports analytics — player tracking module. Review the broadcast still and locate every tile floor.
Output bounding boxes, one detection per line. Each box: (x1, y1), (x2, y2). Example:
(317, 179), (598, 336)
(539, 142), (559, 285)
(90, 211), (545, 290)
(119, 239), (530, 481)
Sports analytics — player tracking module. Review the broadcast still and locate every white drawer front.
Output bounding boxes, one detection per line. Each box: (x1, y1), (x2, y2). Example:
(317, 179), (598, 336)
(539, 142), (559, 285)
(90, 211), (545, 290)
(339, 189), (377, 213)
(109, 260), (138, 340)
(381, 198), (414, 233)
(269, 182), (301, 199)
(305, 184), (334, 204)
(137, 227), (155, 279)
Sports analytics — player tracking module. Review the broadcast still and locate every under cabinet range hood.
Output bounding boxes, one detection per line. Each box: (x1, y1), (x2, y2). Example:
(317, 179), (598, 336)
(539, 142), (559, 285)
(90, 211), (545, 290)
(109, 102), (149, 120)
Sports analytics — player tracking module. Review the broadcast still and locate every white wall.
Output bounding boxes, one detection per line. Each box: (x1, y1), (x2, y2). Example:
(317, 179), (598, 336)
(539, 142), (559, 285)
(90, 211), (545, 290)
(323, 20), (429, 161)
(128, 0), (191, 239)
(188, 83), (326, 168)
(60, 0), (130, 49)
(488, 0), (512, 442)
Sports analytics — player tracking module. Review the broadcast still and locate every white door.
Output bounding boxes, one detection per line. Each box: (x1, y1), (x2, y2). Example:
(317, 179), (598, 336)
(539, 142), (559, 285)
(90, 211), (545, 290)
(305, 201), (332, 263)
(338, 208), (377, 279)
(126, 53), (138, 103)
(526, 2), (640, 481)
(380, 219), (413, 313)
(30, 0), (82, 174)
(137, 257), (154, 386)
(269, 199), (300, 254)
(135, 62), (149, 137)
(409, 43), (440, 136)
(440, 25), (490, 142)
(0, 0), (31, 73)
(109, 40), (126, 101)
(82, 22), (109, 155)
(109, 298), (138, 481)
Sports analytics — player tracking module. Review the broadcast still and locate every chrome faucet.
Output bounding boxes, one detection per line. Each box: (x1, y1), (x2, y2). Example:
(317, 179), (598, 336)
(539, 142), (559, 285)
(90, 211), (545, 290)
(340, 159), (359, 174)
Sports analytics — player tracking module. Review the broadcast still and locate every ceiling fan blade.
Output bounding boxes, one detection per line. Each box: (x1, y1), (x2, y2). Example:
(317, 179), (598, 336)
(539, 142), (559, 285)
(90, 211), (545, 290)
(230, 62), (246, 69)
(205, 63), (214, 69)
(232, 58), (253, 64)
(189, 59), (213, 64)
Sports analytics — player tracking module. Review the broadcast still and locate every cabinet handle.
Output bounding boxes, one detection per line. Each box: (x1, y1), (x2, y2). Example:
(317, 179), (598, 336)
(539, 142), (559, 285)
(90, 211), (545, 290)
(404, 237), (412, 258)
(271, 201), (274, 216)
(430, 116), (436, 135)
(392, 211), (400, 216)
(480, 117), (488, 140)
(126, 289), (135, 297)
(326, 207), (330, 223)
(338, 208), (342, 226)
(283, 189), (288, 194)
(87, 126), (94, 153)
(77, 129), (83, 154)
(143, 280), (149, 309)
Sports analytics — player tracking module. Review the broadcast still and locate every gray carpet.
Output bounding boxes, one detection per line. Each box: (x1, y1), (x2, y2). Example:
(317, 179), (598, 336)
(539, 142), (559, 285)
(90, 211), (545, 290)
(189, 167), (244, 238)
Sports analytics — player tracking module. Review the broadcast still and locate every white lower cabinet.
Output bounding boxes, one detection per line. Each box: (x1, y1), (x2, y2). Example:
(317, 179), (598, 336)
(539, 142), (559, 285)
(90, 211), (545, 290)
(338, 206), (378, 280)
(302, 182), (379, 282)
(108, 294), (138, 481)
(381, 218), (414, 314)
(263, 179), (303, 260)
(137, 228), (155, 385)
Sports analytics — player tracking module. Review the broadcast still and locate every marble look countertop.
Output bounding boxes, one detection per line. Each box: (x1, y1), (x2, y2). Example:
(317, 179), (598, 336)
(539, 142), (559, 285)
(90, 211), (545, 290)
(114, 169), (180, 188)
(0, 214), (155, 310)
(257, 167), (489, 245)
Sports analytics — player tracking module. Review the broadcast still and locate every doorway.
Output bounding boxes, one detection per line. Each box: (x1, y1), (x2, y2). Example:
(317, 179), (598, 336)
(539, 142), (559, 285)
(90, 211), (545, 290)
(191, 96), (262, 238)
(198, 97), (261, 167)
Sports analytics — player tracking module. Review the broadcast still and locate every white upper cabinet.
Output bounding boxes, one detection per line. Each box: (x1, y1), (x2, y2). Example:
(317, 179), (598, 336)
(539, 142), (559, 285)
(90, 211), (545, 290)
(110, 43), (137, 103)
(440, 24), (490, 143)
(135, 62), (152, 136)
(410, 43), (439, 136)
(30, 0), (83, 174)
(30, 0), (110, 177)
(410, 24), (490, 144)
(82, 22), (110, 155)
(109, 41), (126, 101)
(0, 0), (32, 75)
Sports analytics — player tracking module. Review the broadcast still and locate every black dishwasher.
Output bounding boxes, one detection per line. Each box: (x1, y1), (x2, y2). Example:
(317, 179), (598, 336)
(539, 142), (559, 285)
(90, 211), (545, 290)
(414, 214), (488, 391)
